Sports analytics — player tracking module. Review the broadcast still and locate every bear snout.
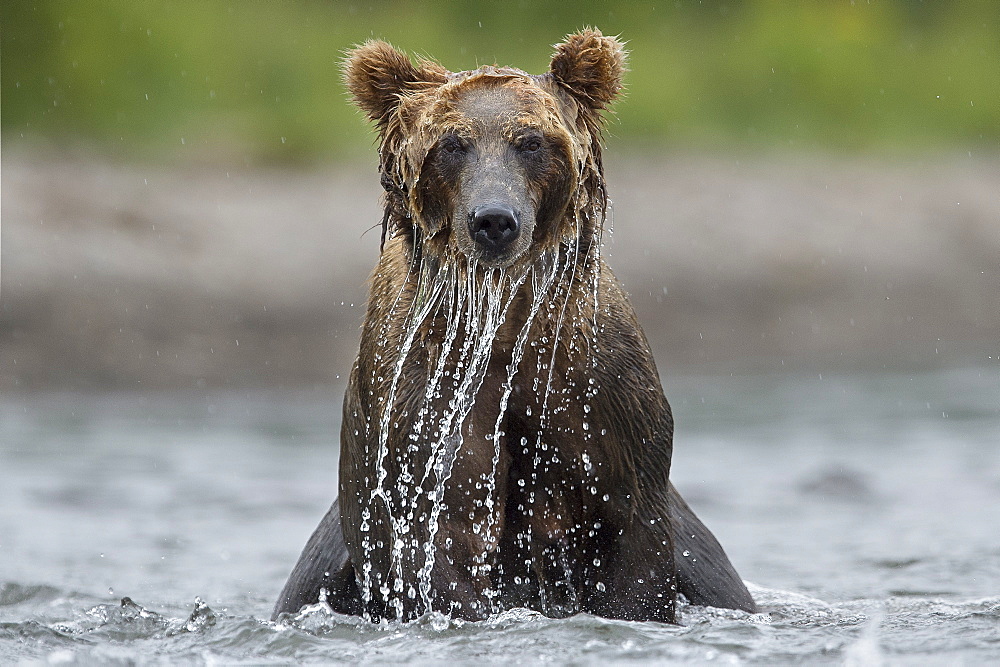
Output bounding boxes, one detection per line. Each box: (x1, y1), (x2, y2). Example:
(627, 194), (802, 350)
(468, 205), (521, 254)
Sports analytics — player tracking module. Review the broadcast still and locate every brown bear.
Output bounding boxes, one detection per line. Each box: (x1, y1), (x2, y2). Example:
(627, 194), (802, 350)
(273, 29), (755, 624)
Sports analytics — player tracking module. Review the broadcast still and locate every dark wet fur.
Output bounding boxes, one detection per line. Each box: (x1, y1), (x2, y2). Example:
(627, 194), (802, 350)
(273, 499), (361, 617)
(273, 484), (754, 618)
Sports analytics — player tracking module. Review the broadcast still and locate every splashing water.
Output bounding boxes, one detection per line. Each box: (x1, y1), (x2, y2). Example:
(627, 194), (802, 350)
(356, 219), (604, 620)
(411, 258), (526, 612)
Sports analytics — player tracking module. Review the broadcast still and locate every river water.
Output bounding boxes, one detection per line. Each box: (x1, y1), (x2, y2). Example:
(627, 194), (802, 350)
(2, 367), (998, 664)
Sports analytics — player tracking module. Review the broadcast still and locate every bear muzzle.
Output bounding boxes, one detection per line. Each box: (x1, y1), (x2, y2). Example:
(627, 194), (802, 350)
(467, 204), (521, 255)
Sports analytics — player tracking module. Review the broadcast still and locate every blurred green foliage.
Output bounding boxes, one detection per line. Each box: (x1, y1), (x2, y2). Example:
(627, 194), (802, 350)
(3, 0), (998, 162)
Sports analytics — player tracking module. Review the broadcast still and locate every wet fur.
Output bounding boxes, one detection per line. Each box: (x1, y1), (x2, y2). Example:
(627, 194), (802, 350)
(274, 29), (754, 623)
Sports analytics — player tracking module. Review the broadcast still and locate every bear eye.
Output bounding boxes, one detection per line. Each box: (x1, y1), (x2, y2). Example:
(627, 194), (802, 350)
(440, 135), (466, 155)
(520, 137), (543, 153)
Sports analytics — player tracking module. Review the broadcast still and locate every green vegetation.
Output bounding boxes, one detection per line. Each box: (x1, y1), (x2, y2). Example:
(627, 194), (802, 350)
(3, 1), (998, 162)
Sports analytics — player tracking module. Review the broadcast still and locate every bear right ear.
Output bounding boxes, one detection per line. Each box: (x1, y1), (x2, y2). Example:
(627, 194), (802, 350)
(548, 28), (627, 112)
(343, 40), (449, 129)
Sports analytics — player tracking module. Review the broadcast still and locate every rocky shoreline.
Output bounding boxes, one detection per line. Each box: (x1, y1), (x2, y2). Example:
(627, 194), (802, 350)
(3, 151), (998, 391)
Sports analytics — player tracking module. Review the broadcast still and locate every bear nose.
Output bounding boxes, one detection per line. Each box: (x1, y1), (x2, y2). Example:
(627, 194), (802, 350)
(468, 205), (520, 252)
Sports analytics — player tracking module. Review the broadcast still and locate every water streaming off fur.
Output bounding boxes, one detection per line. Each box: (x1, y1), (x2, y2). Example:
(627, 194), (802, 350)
(356, 218), (606, 619)
(361, 252), (547, 617)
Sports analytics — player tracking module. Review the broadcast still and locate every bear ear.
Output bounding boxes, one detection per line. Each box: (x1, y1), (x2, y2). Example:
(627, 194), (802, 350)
(548, 28), (627, 111)
(343, 40), (449, 128)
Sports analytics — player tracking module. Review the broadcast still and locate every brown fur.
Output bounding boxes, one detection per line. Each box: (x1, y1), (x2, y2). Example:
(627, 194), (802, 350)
(274, 29), (754, 624)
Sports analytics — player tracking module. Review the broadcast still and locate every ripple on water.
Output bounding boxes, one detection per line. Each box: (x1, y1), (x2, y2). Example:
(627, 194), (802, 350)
(2, 585), (1000, 663)
(0, 583), (64, 608)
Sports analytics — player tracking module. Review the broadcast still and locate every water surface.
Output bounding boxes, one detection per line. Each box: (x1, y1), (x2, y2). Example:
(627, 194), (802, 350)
(2, 368), (998, 663)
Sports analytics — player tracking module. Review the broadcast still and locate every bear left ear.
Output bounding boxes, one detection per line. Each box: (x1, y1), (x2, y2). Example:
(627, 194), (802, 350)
(548, 28), (627, 111)
(343, 40), (449, 130)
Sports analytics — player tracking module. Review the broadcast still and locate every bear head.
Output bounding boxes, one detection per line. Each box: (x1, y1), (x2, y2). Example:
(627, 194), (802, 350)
(343, 29), (627, 271)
